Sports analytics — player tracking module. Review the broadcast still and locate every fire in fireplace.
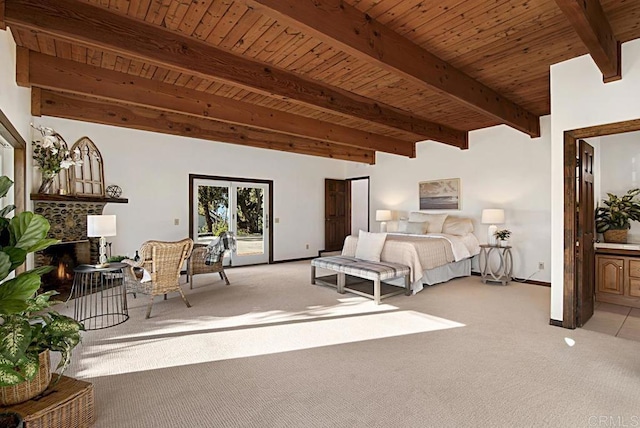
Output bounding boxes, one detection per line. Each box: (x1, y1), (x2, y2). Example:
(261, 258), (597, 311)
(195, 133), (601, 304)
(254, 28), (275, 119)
(38, 241), (91, 300)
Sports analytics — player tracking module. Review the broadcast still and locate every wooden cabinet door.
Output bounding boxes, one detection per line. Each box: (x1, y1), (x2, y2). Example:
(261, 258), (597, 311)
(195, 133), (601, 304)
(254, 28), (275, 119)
(627, 260), (640, 298)
(596, 255), (624, 295)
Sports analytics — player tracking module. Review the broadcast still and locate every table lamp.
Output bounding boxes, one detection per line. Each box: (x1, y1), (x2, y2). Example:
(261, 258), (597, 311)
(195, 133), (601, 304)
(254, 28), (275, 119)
(376, 210), (392, 232)
(87, 215), (117, 267)
(481, 209), (504, 246)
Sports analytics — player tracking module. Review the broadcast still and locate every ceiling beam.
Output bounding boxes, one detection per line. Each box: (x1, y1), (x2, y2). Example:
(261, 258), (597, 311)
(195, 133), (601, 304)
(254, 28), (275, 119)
(18, 49), (415, 157)
(554, 0), (621, 82)
(34, 89), (376, 164)
(4, 0), (467, 149)
(245, 0), (540, 138)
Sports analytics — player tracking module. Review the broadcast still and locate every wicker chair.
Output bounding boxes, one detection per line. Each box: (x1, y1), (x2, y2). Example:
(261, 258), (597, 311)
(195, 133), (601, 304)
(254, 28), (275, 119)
(186, 244), (231, 288)
(123, 238), (194, 319)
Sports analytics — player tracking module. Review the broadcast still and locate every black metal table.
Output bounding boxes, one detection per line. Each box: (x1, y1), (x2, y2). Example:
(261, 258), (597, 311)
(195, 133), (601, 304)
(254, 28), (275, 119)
(71, 262), (129, 330)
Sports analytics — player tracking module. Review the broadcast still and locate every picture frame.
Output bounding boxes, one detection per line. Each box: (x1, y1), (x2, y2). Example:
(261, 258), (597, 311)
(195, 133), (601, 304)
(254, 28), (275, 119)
(419, 178), (460, 210)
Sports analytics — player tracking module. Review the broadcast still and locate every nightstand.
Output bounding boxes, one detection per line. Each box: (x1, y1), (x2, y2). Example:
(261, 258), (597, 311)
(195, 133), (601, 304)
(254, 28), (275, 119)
(479, 244), (513, 285)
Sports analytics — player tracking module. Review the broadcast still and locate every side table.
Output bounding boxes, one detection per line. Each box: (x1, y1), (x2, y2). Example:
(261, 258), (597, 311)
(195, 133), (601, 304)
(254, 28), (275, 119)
(479, 244), (513, 285)
(0, 375), (95, 428)
(71, 262), (129, 330)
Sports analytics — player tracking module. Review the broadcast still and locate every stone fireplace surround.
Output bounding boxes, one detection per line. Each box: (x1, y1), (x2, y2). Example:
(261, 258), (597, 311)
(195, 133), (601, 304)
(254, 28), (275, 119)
(31, 194), (128, 292)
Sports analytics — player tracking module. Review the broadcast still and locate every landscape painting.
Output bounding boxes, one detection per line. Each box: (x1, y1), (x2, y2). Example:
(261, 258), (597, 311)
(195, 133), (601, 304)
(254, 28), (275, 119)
(419, 178), (460, 210)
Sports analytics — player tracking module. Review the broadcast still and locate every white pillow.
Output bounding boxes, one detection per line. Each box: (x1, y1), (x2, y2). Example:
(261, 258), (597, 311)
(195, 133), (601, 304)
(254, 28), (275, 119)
(397, 220), (408, 233)
(442, 217), (474, 235)
(354, 230), (387, 262)
(408, 212), (448, 233)
(406, 221), (429, 234)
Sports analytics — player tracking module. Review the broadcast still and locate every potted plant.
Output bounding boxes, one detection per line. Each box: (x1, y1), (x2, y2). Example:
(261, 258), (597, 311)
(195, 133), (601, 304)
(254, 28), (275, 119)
(595, 189), (640, 243)
(494, 229), (511, 247)
(0, 176), (84, 406)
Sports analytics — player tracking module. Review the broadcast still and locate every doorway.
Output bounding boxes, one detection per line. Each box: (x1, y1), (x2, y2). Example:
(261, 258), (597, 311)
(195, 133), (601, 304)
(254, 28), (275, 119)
(349, 177), (370, 236)
(563, 118), (640, 329)
(324, 177), (370, 252)
(189, 174), (273, 266)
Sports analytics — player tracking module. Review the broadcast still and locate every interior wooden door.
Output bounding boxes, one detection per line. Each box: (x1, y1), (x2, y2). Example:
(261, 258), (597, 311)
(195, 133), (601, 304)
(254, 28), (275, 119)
(325, 179), (350, 252)
(577, 139), (595, 327)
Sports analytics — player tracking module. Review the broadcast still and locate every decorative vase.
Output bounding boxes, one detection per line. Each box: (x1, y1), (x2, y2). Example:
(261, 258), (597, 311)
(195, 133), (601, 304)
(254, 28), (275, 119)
(499, 240), (509, 247)
(603, 229), (628, 244)
(37, 172), (56, 194)
(0, 350), (51, 406)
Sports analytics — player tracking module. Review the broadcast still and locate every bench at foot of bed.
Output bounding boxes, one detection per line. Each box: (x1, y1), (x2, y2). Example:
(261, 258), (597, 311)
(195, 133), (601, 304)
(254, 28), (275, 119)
(311, 256), (411, 304)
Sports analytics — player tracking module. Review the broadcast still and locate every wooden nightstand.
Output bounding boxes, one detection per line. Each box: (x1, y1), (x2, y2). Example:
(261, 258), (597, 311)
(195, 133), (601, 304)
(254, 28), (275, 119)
(479, 244), (513, 285)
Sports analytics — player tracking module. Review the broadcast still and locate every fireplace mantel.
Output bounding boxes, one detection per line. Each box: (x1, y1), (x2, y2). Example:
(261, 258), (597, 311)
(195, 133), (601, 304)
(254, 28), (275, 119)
(30, 193), (128, 203)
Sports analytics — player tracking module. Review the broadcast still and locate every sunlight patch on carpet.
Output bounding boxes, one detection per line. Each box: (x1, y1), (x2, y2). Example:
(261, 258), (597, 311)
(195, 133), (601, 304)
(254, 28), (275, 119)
(74, 310), (464, 377)
(107, 297), (395, 340)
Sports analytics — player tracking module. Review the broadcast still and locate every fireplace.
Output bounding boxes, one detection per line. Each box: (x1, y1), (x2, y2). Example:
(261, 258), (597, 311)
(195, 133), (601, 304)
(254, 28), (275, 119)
(31, 194), (128, 298)
(38, 241), (91, 300)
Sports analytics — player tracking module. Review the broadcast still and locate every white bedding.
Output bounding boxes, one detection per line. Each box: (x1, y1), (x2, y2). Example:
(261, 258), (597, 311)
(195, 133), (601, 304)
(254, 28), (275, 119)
(342, 232), (480, 293)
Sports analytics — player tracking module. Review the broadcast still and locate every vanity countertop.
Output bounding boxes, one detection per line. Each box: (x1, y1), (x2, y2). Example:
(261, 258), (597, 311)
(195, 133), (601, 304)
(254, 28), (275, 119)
(594, 242), (640, 251)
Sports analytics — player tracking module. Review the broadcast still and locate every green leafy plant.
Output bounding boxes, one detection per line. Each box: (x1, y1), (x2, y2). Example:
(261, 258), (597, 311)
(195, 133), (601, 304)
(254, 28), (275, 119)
(494, 229), (511, 240)
(595, 189), (640, 233)
(0, 176), (84, 387)
(107, 255), (126, 263)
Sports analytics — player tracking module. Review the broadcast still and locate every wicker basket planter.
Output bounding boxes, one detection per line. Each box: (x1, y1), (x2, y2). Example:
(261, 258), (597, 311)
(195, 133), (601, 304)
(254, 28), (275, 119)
(0, 351), (51, 406)
(603, 229), (629, 244)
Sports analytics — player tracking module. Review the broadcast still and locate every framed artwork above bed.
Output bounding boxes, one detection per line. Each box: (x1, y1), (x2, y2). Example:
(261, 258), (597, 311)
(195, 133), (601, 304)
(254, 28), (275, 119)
(419, 178), (460, 210)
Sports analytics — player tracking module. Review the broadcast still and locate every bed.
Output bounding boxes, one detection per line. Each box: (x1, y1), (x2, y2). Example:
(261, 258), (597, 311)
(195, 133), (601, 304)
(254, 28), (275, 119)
(341, 213), (481, 293)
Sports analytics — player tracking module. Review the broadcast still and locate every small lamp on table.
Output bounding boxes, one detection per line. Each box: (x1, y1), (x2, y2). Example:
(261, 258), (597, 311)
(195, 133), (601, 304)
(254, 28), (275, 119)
(87, 215), (117, 268)
(376, 210), (392, 233)
(481, 209), (504, 246)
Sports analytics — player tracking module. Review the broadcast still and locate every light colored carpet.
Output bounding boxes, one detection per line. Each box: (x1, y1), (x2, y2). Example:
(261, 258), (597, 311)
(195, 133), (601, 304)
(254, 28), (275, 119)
(58, 262), (640, 427)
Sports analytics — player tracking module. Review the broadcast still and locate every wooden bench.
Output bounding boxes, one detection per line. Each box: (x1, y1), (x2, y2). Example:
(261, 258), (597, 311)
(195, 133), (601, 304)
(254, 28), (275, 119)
(311, 256), (411, 304)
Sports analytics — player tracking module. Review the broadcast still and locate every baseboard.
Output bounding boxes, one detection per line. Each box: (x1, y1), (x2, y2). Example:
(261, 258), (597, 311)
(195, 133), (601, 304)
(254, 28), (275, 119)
(471, 271), (551, 287)
(549, 319), (563, 327)
(272, 256), (316, 264)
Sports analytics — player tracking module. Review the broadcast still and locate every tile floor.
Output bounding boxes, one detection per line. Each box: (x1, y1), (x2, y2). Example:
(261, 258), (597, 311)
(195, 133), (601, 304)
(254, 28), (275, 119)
(582, 301), (640, 341)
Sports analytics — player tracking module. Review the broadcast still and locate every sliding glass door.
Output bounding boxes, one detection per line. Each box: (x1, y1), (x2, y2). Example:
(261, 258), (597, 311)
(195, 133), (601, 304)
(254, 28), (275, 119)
(192, 178), (269, 266)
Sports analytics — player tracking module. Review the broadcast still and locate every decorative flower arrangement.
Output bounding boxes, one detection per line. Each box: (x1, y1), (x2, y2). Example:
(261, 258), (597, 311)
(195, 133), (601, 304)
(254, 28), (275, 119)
(32, 125), (81, 193)
(494, 229), (511, 240)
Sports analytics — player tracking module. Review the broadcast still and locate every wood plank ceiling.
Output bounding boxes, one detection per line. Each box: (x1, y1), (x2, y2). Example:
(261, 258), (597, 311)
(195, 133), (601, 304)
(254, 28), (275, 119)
(2, 0), (640, 163)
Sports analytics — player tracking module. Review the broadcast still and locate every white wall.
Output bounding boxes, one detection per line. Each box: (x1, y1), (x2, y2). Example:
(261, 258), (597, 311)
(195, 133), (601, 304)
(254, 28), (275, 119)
(351, 178), (369, 235)
(0, 28), (31, 197)
(347, 116), (552, 282)
(590, 131), (640, 242)
(0, 29), (31, 141)
(31, 117), (352, 261)
(550, 39), (640, 321)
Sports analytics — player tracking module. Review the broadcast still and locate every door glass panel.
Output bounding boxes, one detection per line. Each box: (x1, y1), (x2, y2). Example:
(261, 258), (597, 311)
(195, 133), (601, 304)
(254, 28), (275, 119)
(235, 186), (264, 256)
(196, 182), (229, 245)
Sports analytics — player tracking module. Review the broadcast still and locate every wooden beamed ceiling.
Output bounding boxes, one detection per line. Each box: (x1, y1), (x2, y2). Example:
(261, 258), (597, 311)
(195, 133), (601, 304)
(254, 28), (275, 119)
(244, 0), (540, 137)
(19, 49), (414, 157)
(554, 0), (621, 82)
(2, 0), (640, 163)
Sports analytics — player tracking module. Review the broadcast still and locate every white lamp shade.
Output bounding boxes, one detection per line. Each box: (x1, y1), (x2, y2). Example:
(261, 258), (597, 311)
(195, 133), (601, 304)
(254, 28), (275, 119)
(481, 209), (505, 225)
(375, 210), (392, 221)
(87, 215), (117, 237)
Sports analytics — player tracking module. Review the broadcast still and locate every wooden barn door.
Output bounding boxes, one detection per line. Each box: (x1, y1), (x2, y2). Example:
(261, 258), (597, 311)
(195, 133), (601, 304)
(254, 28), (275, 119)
(576, 139), (595, 326)
(325, 179), (351, 252)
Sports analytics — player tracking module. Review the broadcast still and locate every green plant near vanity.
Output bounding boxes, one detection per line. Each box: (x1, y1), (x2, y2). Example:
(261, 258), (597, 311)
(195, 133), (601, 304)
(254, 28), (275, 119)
(0, 175), (84, 388)
(595, 188), (640, 232)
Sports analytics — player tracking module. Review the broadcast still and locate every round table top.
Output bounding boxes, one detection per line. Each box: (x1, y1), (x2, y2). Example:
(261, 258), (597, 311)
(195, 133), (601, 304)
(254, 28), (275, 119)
(73, 262), (128, 273)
